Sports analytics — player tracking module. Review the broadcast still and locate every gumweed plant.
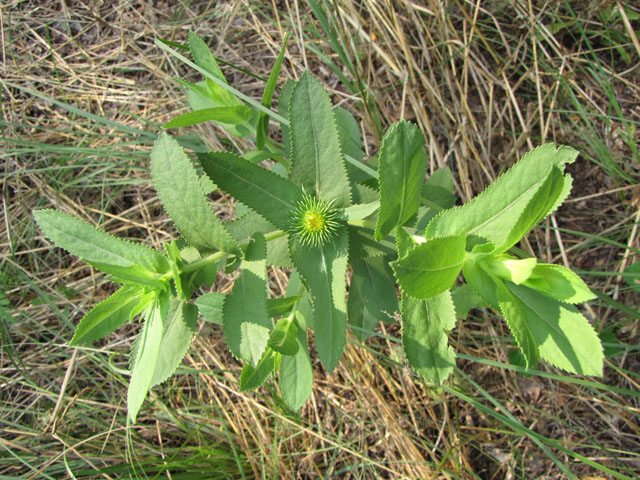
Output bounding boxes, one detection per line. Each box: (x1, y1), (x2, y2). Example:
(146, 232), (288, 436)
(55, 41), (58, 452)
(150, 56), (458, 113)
(34, 32), (603, 422)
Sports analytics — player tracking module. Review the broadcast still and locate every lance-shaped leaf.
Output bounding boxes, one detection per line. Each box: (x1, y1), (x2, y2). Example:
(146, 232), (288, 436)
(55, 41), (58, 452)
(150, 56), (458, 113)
(391, 233), (466, 299)
(164, 106), (252, 128)
(508, 283), (603, 376)
(128, 297), (165, 423)
(375, 121), (427, 240)
(151, 300), (198, 386)
(426, 144), (578, 249)
(462, 258), (500, 309)
(199, 151), (303, 231)
(268, 315), (299, 356)
(34, 209), (169, 274)
(335, 106), (369, 185)
(289, 71), (351, 207)
(279, 313), (313, 410)
(151, 134), (241, 256)
(256, 35), (289, 149)
(223, 235), (271, 364)
(70, 285), (143, 345)
(501, 165), (567, 252)
(524, 264), (596, 304)
(188, 30), (237, 106)
(402, 290), (457, 385)
(348, 256), (399, 342)
(290, 228), (348, 373)
(497, 281), (540, 369)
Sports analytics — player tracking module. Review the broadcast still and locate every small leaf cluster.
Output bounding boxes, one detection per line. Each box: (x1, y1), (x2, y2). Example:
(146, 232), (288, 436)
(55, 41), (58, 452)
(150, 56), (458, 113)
(33, 32), (603, 422)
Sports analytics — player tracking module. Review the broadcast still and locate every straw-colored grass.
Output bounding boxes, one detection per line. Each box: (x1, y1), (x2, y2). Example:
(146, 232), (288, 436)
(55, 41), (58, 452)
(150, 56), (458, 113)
(2, 0), (639, 478)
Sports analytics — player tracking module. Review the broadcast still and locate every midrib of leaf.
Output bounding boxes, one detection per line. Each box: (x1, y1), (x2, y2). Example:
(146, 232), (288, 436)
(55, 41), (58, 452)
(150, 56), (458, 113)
(421, 299), (441, 383)
(468, 169), (550, 236)
(319, 247), (335, 350)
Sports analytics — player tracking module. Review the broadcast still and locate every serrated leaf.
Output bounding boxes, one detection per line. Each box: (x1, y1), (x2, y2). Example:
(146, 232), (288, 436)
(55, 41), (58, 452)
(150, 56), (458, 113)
(195, 292), (225, 324)
(501, 165), (566, 252)
(70, 285), (143, 345)
(290, 228), (348, 373)
(279, 315), (313, 410)
(497, 281), (540, 369)
(524, 264), (596, 304)
(375, 121), (427, 240)
(402, 290), (457, 385)
(462, 258), (500, 309)
(335, 106), (368, 184)
(508, 283), (603, 376)
(451, 284), (488, 318)
(425, 144), (578, 249)
(268, 316), (299, 355)
(164, 106), (252, 128)
(266, 296), (302, 317)
(278, 79), (295, 160)
(240, 348), (276, 391)
(343, 201), (379, 221)
(33, 209), (169, 274)
(188, 31), (236, 106)
(151, 300), (198, 386)
(240, 322), (270, 367)
(128, 296), (165, 422)
(416, 167), (456, 231)
(90, 262), (168, 290)
(151, 133), (241, 256)
(199, 151), (304, 231)
(395, 226), (416, 259)
(348, 256), (399, 341)
(256, 35), (289, 149)
(223, 270), (271, 362)
(391, 234), (466, 299)
(289, 71), (351, 207)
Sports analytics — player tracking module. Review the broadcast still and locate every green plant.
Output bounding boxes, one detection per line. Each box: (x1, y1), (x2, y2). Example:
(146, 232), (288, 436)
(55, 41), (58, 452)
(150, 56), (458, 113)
(33, 32), (603, 423)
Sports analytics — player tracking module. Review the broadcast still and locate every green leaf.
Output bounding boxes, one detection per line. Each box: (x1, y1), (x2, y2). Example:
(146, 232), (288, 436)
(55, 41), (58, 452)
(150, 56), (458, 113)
(289, 71), (351, 207)
(483, 255), (537, 285)
(195, 292), (225, 324)
(395, 226), (416, 259)
(348, 257), (399, 341)
(33, 209), (169, 274)
(266, 296), (301, 318)
(240, 348), (276, 391)
(199, 151), (303, 231)
(223, 270), (271, 362)
(391, 234), (466, 299)
(188, 31), (236, 106)
(524, 264), (596, 304)
(240, 322), (270, 367)
(290, 228), (348, 372)
(334, 106), (368, 184)
(70, 285), (143, 345)
(164, 106), (252, 128)
(501, 166), (567, 252)
(451, 285), (488, 319)
(128, 296), (165, 422)
(425, 144), (577, 249)
(508, 283), (603, 376)
(151, 133), (241, 256)
(416, 167), (456, 231)
(151, 300), (198, 386)
(402, 290), (457, 385)
(268, 315), (299, 355)
(278, 79), (295, 160)
(462, 258), (500, 309)
(348, 225), (396, 259)
(497, 281), (541, 369)
(256, 34), (289, 149)
(343, 201), (380, 221)
(279, 314), (313, 410)
(375, 121), (427, 240)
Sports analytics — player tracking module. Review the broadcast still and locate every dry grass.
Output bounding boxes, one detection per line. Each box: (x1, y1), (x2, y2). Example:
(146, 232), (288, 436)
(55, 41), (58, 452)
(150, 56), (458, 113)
(2, 0), (640, 478)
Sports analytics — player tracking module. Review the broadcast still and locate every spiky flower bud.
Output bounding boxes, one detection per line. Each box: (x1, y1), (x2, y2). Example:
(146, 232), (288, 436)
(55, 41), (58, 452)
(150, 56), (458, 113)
(290, 193), (340, 247)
